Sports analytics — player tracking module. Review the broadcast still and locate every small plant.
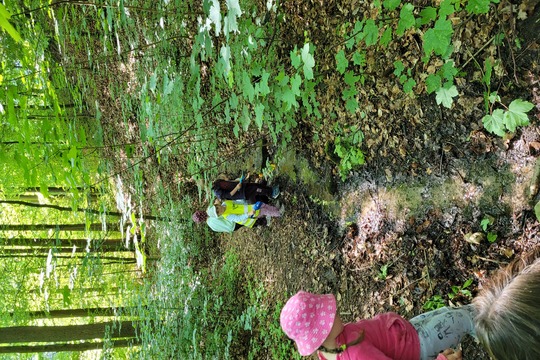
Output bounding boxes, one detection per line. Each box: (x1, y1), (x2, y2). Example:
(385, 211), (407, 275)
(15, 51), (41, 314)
(393, 60), (416, 94)
(480, 215), (498, 243)
(448, 279), (473, 300)
(333, 124), (365, 181)
(482, 95), (535, 137)
(377, 263), (389, 280)
(423, 295), (445, 310)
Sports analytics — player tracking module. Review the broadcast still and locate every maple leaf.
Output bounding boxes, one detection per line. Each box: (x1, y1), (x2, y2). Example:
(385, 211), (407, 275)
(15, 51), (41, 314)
(335, 50), (348, 74)
(482, 109), (505, 136)
(435, 83), (458, 108)
(423, 18), (453, 58)
(301, 43), (315, 80)
(396, 3), (415, 36)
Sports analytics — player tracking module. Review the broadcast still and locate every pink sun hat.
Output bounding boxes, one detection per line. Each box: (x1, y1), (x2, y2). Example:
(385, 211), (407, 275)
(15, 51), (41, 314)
(280, 291), (337, 356)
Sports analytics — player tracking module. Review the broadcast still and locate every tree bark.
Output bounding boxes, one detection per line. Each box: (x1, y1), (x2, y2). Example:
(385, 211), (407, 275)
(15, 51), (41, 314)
(0, 321), (138, 344)
(0, 223), (120, 232)
(0, 338), (137, 353)
(0, 199), (167, 221)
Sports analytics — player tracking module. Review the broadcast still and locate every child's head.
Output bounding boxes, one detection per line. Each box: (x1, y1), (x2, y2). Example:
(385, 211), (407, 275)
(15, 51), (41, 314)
(473, 249), (540, 360)
(280, 291), (337, 356)
(191, 210), (208, 223)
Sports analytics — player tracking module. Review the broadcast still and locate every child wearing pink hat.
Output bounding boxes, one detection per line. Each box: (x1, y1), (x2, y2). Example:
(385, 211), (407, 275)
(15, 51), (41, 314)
(280, 291), (474, 360)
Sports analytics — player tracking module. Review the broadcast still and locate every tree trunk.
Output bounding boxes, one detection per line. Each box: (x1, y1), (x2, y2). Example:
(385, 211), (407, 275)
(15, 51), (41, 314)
(0, 237), (125, 250)
(0, 321), (138, 344)
(0, 223), (120, 232)
(0, 199), (167, 221)
(11, 307), (136, 319)
(0, 339), (138, 353)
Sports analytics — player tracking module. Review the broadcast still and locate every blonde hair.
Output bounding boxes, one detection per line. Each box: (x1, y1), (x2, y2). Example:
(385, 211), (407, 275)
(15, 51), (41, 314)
(473, 248), (540, 360)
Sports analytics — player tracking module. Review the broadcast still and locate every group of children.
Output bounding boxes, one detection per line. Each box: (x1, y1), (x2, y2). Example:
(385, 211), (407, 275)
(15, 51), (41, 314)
(281, 248), (540, 360)
(192, 173), (539, 359)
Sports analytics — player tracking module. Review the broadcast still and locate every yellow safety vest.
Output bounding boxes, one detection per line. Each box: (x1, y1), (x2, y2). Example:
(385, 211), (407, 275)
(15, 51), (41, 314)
(222, 200), (260, 228)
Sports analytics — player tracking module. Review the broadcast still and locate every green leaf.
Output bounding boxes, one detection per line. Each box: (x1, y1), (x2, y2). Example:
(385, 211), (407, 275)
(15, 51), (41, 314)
(344, 71), (360, 86)
(425, 74), (441, 94)
(487, 232), (498, 243)
(480, 218), (490, 231)
(352, 51), (366, 66)
(380, 26), (393, 47)
(0, 4), (22, 42)
(301, 43), (315, 80)
(396, 3), (415, 36)
(440, 60), (458, 81)
(290, 46), (301, 69)
(345, 98), (359, 113)
(242, 71), (255, 102)
(534, 201), (540, 222)
(254, 103), (264, 130)
(423, 18), (453, 57)
(382, 0), (401, 11)
(439, 0), (455, 18)
(418, 7), (437, 25)
(363, 19), (379, 46)
(255, 71), (271, 96)
(335, 49), (348, 74)
(0, 3), (12, 18)
(504, 109), (529, 132)
(508, 99), (535, 114)
(393, 60), (405, 76)
(352, 20), (365, 46)
(290, 74), (302, 96)
(482, 109), (505, 136)
(281, 87), (297, 110)
(402, 77), (416, 93)
(466, 0), (491, 14)
(435, 83), (458, 108)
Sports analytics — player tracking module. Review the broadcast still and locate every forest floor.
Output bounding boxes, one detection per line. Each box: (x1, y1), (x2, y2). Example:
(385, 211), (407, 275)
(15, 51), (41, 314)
(218, 1), (540, 359)
(92, 1), (540, 359)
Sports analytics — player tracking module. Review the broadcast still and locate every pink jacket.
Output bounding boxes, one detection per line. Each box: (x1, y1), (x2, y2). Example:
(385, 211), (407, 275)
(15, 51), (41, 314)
(317, 312), (420, 360)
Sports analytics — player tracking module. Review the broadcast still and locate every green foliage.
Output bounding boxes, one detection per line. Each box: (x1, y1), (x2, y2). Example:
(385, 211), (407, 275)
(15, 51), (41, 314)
(449, 279), (473, 300)
(466, 0), (500, 15)
(482, 98), (535, 136)
(534, 201), (540, 223)
(378, 263), (389, 280)
(333, 124), (365, 181)
(396, 3), (415, 36)
(0, 3), (22, 42)
(424, 279), (474, 310)
(393, 60), (416, 94)
(423, 295), (445, 310)
(423, 18), (454, 60)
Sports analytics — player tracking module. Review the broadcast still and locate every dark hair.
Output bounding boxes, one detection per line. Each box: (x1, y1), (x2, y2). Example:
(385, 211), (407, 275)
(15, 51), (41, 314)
(191, 211), (208, 224)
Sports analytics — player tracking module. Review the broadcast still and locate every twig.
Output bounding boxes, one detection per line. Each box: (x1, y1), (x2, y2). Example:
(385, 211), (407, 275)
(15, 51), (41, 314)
(475, 255), (507, 265)
(423, 249), (433, 294)
(460, 36), (495, 71)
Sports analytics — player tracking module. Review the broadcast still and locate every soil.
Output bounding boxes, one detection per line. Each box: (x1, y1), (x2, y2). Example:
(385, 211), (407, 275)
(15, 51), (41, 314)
(88, 0), (540, 359)
(219, 1), (540, 359)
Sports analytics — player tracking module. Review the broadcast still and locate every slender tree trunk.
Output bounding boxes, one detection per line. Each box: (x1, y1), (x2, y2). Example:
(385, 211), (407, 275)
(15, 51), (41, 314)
(0, 199), (167, 221)
(0, 237), (125, 249)
(0, 338), (138, 353)
(0, 223), (120, 232)
(0, 321), (138, 344)
(10, 307), (136, 319)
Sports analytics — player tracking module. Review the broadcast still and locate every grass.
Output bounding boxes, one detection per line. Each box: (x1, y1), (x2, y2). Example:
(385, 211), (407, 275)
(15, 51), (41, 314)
(125, 197), (298, 359)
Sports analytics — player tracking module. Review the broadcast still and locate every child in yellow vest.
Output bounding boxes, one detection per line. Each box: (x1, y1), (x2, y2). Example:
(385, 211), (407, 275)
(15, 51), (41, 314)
(215, 200), (281, 227)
